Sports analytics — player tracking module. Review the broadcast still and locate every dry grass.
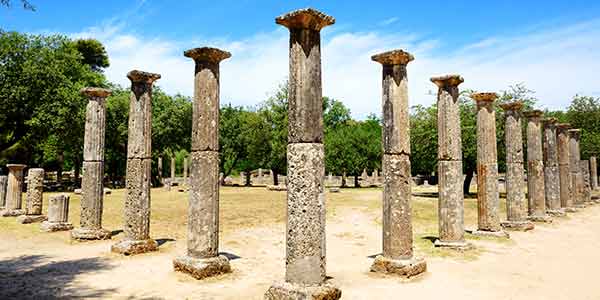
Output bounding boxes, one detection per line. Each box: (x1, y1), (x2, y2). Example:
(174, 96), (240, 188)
(0, 184), (512, 260)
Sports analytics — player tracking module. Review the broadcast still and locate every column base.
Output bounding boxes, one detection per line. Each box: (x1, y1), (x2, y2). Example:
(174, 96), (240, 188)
(574, 204), (586, 209)
(264, 281), (341, 300)
(111, 239), (158, 255)
(500, 220), (535, 231)
(528, 215), (553, 223)
(16, 214), (47, 224)
(369, 255), (426, 278)
(547, 209), (567, 217)
(173, 255), (231, 280)
(71, 227), (112, 241)
(564, 207), (578, 213)
(41, 221), (74, 232)
(433, 239), (474, 251)
(1, 209), (25, 217)
(471, 229), (510, 238)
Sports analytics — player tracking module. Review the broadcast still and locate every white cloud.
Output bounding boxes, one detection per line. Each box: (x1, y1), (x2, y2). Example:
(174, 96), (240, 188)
(71, 18), (600, 119)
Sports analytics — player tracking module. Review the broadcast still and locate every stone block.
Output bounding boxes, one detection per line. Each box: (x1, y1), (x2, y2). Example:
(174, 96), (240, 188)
(471, 229), (510, 238)
(71, 227), (112, 241)
(265, 281), (341, 300)
(111, 238), (158, 256)
(40, 221), (73, 232)
(173, 255), (231, 280)
(433, 239), (474, 251)
(16, 214), (47, 224)
(369, 255), (426, 278)
(500, 220), (535, 231)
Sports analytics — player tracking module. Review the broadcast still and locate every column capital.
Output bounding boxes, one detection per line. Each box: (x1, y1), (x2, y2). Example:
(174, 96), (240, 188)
(127, 70), (161, 83)
(523, 110), (543, 119)
(6, 164), (26, 170)
(430, 74), (464, 88)
(499, 101), (523, 111)
(81, 87), (111, 98)
(275, 8), (335, 31)
(371, 49), (414, 66)
(557, 123), (571, 130)
(568, 128), (581, 139)
(471, 92), (497, 103)
(543, 117), (558, 126)
(184, 47), (231, 64)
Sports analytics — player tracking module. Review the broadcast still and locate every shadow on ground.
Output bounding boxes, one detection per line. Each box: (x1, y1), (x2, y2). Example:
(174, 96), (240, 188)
(0, 255), (116, 299)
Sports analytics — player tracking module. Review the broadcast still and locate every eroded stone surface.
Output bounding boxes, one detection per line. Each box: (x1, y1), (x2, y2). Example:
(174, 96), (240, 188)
(581, 160), (592, 204)
(71, 227), (112, 240)
(543, 119), (561, 211)
(25, 168), (44, 216)
(370, 255), (426, 278)
(569, 129), (585, 205)
(173, 255), (231, 280)
(437, 160), (466, 243)
(126, 70), (159, 159)
(111, 239), (158, 255)
(557, 124), (573, 209)
(500, 220), (535, 231)
(265, 281), (341, 300)
(40, 221), (73, 232)
(79, 161), (106, 231)
(123, 158), (152, 241)
(433, 239), (474, 251)
(433, 76), (463, 161)
(275, 8), (335, 31)
(471, 229), (510, 238)
(382, 154), (413, 259)
(591, 156), (598, 190)
(3, 164), (26, 216)
(525, 112), (547, 218)
(0, 175), (7, 208)
(41, 194), (72, 232)
(16, 215), (47, 224)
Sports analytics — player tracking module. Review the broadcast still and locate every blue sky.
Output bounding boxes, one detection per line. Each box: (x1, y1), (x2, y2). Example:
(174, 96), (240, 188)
(3, 0), (600, 118)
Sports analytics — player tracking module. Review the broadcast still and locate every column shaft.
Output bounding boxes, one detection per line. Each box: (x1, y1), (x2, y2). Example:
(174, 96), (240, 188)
(6, 165), (26, 211)
(48, 194), (70, 223)
(557, 124), (573, 209)
(0, 175), (7, 207)
(590, 157), (598, 190)
(501, 103), (528, 222)
(525, 111), (547, 217)
(542, 119), (561, 211)
(569, 130), (584, 206)
(80, 161), (104, 228)
(25, 168), (44, 215)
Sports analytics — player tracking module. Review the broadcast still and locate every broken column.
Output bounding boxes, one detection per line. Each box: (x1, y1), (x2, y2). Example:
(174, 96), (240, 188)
(471, 93), (508, 238)
(173, 47), (232, 279)
(590, 156), (598, 190)
(524, 110), (552, 222)
(430, 75), (472, 250)
(1, 164), (27, 217)
(41, 194), (73, 232)
(569, 129), (586, 208)
(265, 8), (341, 300)
(0, 175), (7, 209)
(369, 49), (426, 277)
(17, 168), (47, 223)
(499, 102), (534, 231)
(557, 124), (576, 212)
(72, 87), (112, 241)
(581, 160), (592, 204)
(542, 118), (565, 216)
(111, 70), (161, 255)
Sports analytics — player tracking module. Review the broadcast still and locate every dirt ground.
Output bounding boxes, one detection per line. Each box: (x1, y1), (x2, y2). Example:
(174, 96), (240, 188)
(1, 186), (599, 299)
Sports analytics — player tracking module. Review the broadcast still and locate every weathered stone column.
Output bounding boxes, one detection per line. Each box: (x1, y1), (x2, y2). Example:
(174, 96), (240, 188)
(17, 168), (47, 223)
(0, 175), (7, 209)
(581, 160), (593, 204)
(1, 164), (27, 217)
(499, 102), (534, 231)
(590, 156), (598, 190)
(471, 93), (508, 238)
(368, 49), (426, 277)
(430, 75), (471, 250)
(111, 70), (161, 255)
(524, 110), (552, 222)
(542, 118), (565, 217)
(173, 47), (232, 280)
(265, 8), (341, 300)
(169, 156), (176, 189)
(158, 156), (163, 185)
(183, 157), (188, 180)
(569, 129), (586, 208)
(41, 194), (73, 232)
(72, 87), (112, 241)
(557, 124), (576, 212)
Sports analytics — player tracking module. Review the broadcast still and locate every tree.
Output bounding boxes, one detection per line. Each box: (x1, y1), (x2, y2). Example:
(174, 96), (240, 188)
(0, 0), (34, 10)
(74, 39), (110, 72)
(259, 83), (288, 185)
(566, 95), (600, 160)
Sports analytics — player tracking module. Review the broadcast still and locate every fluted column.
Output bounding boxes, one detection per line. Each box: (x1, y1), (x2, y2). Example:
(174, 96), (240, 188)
(0, 175), (7, 208)
(542, 118), (565, 216)
(369, 49), (426, 277)
(581, 160), (592, 204)
(1, 164), (26, 217)
(265, 8), (341, 300)
(524, 110), (552, 222)
(72, 87), (112, 240)
(17, 168), (47, 224)
(173, 47), (232, 280)
(590, 156), (598, 191)
(500, 102), (534, 231)
(111, 70), (161, 255)
(430, 75), (471, 250)
(41, 194), (74, 232)
(569, 129), (586, 208)
(471, 93), (507, 237)
(557, 124), (576, 212)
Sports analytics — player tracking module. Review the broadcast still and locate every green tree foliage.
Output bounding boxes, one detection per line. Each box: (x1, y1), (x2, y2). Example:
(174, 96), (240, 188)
(566, 95), (600, 160)
(74, 39), (110, 72)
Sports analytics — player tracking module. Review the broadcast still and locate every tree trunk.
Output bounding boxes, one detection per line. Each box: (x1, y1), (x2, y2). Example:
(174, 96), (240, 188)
(273, 170), (279, 186)
(245, 171), (251, 186)
(463, 168), (474, 195)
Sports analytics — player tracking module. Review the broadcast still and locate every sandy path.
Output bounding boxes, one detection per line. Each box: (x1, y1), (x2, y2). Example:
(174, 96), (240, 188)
(1, 204), (600, 299)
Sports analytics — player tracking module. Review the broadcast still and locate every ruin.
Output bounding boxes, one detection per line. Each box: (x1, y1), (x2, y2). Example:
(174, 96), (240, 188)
(111, 70), (161, 255)
(173, 47), (232, 279)
(1, 164), (27, 217)
(0, 175), (6, 209)
(471, 93), (508, 238)
(16, 168), (47, 224)
(569, 129), (586, 209)
(499, 102), (534, 231)
(265, 8), (341, 300)
(557, 123), (576, 212)
(524, 110), (552, 223)
(41, 194), (73, 232)
(581, 160), (592, 204)
(590, 156), (598, 190)
(72, 87), (113, 240)
(542, 118), (565, 216)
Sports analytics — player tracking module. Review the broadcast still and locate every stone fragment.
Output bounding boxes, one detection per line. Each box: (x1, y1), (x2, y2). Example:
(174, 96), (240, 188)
(1, 164), (27, 217)
(17, 168), (46, 224)
(173, 255), (231, 280)
(265, 281), (341, 300)
(0, 175), (7, 208)
(370, 255), (427, 278)
(41, 194), (73, 232)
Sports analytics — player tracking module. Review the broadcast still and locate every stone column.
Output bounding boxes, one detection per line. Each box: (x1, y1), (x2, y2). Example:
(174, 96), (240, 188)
(72, 87), (112, 241)
(170, 156), (176, 188)
(173, 47), (232, 279)
(1, 164), (27, 217)
(183, 157), (188, 179)
(542, 118), (565, 216)
(0, 175), (7, 208)
(17, 168), (47, 223)
(499, 102), (534, 231)
(581, 160), (592, 204)
(158, 156), (163, 185)
(265, 8), (341, 300)
(471, 93), (508, 238)
(368, 49), (426, 277)
(41, 194), (74, 232)
(524, 110), (552, 222)
(430, 75), (471, 250)
(590, 156), (598, 190)
(557, 124), (576, 212)
(111, 70), (161, 255)
(569, 129), (586, 208)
